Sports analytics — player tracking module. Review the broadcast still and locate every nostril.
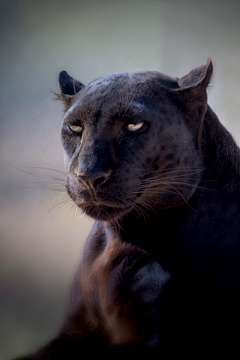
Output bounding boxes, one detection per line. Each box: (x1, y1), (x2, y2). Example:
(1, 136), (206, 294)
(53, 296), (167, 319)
(93, 170), (112, 189)
(93, 176), (108, 189)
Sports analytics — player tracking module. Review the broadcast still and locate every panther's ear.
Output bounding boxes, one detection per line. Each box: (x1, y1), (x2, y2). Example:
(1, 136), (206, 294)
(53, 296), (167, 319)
(173, 58), (213, 139)
(177, 58), (213, 90)
(58, 71), (85, 110)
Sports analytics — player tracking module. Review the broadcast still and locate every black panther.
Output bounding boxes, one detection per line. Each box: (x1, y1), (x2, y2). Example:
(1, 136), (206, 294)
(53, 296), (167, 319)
(16, 59), (240, 358)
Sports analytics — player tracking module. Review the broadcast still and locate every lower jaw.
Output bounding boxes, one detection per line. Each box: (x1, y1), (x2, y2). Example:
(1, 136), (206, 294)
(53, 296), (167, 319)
(78, 202), (133, 221)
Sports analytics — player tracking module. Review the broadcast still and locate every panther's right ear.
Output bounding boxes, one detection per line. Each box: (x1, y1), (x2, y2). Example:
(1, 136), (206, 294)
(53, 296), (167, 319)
(58, 71), (85, 110)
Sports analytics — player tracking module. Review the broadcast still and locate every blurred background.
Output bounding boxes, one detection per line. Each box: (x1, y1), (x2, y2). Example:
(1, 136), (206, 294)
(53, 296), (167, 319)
(1, 0), (240, 358)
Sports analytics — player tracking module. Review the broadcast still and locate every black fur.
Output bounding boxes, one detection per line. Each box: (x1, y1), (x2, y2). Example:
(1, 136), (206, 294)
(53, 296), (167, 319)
(15, 59), (240, 358)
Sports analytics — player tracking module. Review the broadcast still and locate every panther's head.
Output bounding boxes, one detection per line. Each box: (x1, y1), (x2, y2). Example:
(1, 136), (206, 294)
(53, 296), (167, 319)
(59, 59), (212, 221)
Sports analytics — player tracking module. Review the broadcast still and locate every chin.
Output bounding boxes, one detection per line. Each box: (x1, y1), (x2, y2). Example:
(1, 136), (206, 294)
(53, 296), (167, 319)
(78, 202), (133, 221)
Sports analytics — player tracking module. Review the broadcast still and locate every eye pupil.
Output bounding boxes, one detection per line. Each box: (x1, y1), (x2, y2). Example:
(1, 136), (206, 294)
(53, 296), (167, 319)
(127, 122), (144, 132)
(68, 124), (82, 134)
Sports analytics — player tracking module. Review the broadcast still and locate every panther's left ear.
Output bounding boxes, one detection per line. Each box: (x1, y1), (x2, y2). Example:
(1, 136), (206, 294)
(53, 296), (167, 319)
(173, 58), (213, 138)
(177, 57), (213, 90)
(58, 71), (85, 110)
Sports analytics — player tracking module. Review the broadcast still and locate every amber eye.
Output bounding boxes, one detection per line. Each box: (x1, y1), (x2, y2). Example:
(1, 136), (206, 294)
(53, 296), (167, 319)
(127, 122), (144, 132)
(68, 124), (83, 134)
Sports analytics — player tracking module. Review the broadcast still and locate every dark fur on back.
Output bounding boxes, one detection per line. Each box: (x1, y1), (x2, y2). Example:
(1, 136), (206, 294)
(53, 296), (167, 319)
(15, 59), (240, 358)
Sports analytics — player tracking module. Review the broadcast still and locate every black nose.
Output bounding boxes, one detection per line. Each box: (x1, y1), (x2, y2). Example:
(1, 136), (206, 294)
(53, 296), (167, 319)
(76, 169), (112, 190)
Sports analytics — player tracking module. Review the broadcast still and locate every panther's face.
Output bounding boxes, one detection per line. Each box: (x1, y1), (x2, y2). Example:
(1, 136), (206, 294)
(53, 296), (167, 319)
(59, 60), (212, 221)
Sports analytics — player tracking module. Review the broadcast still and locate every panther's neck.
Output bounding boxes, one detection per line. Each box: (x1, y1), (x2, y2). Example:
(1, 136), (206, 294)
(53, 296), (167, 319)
(201, 105), (240, 188)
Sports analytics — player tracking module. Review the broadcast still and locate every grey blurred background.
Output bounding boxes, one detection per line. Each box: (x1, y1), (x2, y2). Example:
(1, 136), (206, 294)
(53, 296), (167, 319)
(1, 0), (240, 358)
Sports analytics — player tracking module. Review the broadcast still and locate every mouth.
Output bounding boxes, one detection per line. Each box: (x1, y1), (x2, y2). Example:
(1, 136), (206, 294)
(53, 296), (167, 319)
(66, 178), (141, 221)
(66, 186), (134, 220)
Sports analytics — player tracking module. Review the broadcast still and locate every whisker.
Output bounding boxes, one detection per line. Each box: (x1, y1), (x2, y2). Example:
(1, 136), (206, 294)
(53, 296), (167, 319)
(140, 170), (204, 184)
(138, 166), (206, 178)
(115, 189), (159, 221)
(65, 203), (77, 221)
(74, 206), (78, 219)
(167, 183), (197, 212)
(139, 178), (217, 193)
(6, 163), (67, 182)
(9, 164), (67, 176)
(42, 197), (72, 219)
